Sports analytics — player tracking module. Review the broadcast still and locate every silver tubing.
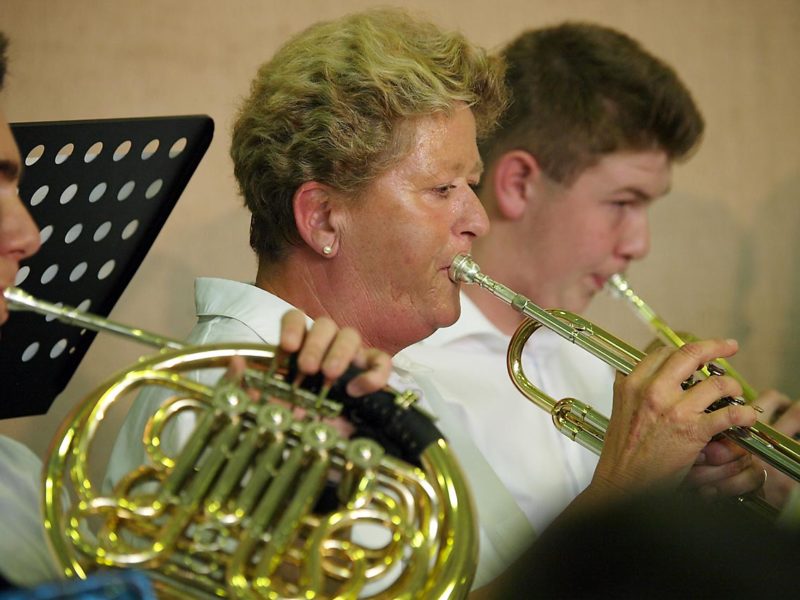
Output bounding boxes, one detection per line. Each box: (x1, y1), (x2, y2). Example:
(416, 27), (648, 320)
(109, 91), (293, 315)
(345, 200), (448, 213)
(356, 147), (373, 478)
(4, 286), (184, 351)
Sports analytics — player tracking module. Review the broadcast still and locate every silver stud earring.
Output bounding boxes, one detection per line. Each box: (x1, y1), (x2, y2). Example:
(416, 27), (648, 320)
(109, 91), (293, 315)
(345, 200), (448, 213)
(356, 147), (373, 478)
(322, 245), (333, 256)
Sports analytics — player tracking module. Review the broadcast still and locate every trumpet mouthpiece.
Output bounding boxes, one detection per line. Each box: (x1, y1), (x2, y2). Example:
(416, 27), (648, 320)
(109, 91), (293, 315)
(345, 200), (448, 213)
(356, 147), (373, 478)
(605, 273), (629, 298)
(449, 254), (480, 284)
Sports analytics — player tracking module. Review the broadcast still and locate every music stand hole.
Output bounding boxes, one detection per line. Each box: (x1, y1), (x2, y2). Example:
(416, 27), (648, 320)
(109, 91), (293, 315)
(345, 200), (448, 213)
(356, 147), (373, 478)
(30, 185), (49, 207)
(76, 299), (92, 312)
(21, 342), (40, 362)
(69, 262), (88, 282)
(60, 183), (78, 205)
(89, 182), (107, 203)
(168, 137), (187, 158)
(55, 143), (74, 165)
(84, 141), (103, 163)
(93, 222), (112, 242)
(97, 260), (116, 280)
(121, 220), (139, 240)
(50, 339), (68, 359)
(39, 225), (53, 245)
(14, 266), (30, 286)
(40, 264), (59, 285)
(145, 179), (163, 199)
(25, 145), (45, 166)
(113, 140), (132, 161)
(141, 139), (160, 160)
(117, 181), (135, 201)
(64, 223), (83, 244)
(44, 304), (62, 323)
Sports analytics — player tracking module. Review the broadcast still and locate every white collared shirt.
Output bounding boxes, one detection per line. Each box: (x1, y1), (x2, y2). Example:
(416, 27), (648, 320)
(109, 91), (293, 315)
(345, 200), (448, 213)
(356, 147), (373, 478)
(0, 436), (61, 587)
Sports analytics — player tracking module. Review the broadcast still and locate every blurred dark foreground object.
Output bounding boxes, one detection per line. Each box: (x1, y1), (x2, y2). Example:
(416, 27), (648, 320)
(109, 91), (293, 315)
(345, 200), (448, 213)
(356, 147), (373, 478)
(497, 489), (800, 599)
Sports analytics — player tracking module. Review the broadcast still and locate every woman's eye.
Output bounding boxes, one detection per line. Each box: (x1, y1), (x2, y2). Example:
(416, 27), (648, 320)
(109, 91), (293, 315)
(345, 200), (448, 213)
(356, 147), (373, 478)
(434, 184), (456, 197)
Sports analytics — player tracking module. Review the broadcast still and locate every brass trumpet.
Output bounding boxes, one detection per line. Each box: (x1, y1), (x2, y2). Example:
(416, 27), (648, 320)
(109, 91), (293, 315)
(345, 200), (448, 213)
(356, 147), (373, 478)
(605, 273), (758, 403)
(4, 287), (477, 599)
(448, 254), (800, 486)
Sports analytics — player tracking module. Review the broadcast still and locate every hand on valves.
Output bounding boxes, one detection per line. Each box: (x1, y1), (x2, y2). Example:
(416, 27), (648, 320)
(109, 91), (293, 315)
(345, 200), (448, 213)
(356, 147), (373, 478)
(221, 309), (393, 438)
(591, 338), (761, 500)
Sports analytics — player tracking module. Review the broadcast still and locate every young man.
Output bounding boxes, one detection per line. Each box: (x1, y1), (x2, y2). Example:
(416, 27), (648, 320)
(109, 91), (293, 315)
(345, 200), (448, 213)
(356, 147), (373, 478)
(0, 31), (62, 589)
(402, 22), (769, 585)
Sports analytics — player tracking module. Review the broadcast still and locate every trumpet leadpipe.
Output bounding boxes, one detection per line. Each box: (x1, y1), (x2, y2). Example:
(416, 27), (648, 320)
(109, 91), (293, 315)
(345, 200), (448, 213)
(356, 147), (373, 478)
(449, 254), (641, 374)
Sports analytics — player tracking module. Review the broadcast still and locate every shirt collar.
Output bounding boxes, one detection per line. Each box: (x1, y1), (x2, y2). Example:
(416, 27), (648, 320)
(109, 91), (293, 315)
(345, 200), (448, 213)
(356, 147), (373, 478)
(194, 278), (298, 342)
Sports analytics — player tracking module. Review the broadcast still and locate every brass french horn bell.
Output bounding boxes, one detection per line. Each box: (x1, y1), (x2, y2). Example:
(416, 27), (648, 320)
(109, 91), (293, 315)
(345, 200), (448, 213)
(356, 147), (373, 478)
(4, 286), (478, 599)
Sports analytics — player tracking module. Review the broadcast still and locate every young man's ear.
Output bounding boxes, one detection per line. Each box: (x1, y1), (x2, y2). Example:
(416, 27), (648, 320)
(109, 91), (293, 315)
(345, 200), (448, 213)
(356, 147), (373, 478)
(492, 150), (542, 220)
(293, 181), (338, 257)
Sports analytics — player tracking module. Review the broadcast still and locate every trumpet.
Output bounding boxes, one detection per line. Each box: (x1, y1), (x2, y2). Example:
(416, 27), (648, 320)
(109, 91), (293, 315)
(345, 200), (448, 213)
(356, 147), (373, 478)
(605, 273), (758, 403)
(3, 287), (477, 599)
(448, 254), (800, 487)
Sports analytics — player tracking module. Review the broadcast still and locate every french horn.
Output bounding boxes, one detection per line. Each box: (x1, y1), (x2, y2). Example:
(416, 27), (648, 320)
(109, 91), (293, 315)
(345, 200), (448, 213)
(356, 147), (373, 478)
(4, 287), (477, 599)
(447, 255), (800, 494)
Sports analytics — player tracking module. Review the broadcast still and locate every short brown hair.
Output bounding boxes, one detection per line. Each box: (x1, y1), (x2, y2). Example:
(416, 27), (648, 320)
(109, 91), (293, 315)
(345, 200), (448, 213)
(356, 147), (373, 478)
(231, 9), (507, 264)
(481, 23), (704, 185)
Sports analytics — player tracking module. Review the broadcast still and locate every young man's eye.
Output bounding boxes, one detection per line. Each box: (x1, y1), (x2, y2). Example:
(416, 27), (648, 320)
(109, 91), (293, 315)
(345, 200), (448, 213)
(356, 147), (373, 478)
(611, 199), (637, 209)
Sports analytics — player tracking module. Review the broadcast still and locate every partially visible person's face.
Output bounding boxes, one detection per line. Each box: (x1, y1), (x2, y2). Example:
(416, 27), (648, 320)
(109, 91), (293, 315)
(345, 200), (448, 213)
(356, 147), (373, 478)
(335, 103), (489, 351)
(522, 150), (670, 312)
(0, 110), (41, 324)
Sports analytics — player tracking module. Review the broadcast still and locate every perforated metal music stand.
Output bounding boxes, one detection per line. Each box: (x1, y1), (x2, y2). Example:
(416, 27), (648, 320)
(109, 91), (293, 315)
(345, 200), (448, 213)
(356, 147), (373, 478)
(0, 116), (213, 418)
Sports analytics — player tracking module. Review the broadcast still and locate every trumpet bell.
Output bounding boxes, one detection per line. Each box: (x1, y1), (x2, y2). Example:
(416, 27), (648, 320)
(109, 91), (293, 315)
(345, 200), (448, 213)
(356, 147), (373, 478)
(44, 343), (477, 599)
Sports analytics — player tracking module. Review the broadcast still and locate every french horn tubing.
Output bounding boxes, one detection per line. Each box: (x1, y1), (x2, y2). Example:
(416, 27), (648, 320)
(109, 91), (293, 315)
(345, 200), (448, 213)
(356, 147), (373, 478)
(605, 273), (759, 403)
(3, 287), (478, 599)
(447, 255), (800, 491)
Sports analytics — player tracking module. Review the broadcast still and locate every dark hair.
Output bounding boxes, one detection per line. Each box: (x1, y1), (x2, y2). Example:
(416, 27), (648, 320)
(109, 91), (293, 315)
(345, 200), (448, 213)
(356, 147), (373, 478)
(0, 32), (8, 90)
(481, 22), (704, 185)
(231, 9), (507, 264)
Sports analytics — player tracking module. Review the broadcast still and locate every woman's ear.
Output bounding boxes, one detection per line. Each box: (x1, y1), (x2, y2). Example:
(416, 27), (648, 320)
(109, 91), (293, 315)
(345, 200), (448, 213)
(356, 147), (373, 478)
(293, 181), (338, 257)
(492, 150), (542, 220)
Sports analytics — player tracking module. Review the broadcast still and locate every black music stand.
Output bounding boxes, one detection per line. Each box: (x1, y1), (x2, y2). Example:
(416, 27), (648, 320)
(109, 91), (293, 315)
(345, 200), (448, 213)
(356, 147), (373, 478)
(0, 116), (213, 418)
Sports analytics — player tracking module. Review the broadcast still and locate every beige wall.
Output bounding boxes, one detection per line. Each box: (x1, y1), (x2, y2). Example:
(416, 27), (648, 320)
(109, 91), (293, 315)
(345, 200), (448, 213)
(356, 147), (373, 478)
(2, 0), (799, 457)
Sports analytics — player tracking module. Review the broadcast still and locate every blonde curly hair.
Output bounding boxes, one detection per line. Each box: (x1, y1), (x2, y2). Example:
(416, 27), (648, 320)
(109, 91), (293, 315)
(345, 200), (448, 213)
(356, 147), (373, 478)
(231, 9), (507, 263)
